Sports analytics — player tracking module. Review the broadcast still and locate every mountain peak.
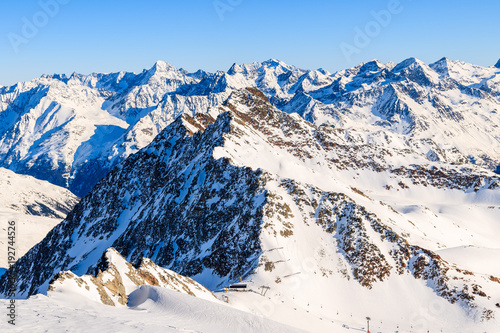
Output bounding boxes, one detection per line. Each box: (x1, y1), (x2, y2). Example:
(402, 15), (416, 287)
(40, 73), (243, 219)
(316, 68), (331, 75)
(188, 69), (210, 80)
(150, 60), (176, 73)
(261, 58), (288, 68)
(434, 57), (452, 66)
(358, 59), (384, 74)
(227, 62), (242, 75)
(429, 57), (452, 76)
(391, 57), (421, 73)
(391, 57), (440, 86)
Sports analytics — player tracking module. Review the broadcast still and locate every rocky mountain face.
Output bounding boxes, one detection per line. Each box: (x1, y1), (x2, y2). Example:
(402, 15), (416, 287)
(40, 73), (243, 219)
(48, 247), (215, 306)
(2, 58), (499, 196)
(2, 88), (499, 322)
(0, 91), (265, 296)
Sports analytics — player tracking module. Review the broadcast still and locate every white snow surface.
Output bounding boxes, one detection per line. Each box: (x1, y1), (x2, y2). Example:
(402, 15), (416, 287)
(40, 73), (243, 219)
(1, 282), (499, 332)
(0, 167), (77, 270)
(0, 167), (78, 218)
(0, 209), (60, 270)
(0, 287), (305, 332)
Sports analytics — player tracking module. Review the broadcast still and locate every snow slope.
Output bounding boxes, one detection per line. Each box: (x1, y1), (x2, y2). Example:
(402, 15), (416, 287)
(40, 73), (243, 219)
(0, 287), (306, 333)
(0, 209), (60, 270)
(437, 246), (500, 277)
(0, 167), (78, 218)
(4, 285), (499, 332)
(0, 168), (78, 270)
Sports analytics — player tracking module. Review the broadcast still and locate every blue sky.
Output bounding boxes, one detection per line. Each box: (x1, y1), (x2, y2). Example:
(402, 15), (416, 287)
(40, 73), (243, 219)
(0, 0), (499, 86)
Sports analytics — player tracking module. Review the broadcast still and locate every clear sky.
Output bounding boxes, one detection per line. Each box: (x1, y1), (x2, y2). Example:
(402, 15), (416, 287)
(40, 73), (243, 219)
(0, 0), (499, 86)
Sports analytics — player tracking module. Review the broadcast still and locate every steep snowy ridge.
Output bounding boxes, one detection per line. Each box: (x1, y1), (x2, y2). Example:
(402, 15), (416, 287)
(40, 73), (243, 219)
(0, 97), (266, 296)
(2, 88), (499, 331)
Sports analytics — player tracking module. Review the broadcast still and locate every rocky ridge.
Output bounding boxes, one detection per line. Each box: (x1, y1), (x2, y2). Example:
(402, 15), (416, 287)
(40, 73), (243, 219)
(48, 247), (215, 306)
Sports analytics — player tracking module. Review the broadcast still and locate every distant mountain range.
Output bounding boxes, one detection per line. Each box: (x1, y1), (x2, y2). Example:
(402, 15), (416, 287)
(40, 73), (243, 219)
(1, 57), (499, 196)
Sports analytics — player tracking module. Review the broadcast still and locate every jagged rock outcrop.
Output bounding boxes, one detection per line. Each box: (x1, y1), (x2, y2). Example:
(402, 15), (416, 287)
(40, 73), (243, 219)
(48, 247), (215, 306)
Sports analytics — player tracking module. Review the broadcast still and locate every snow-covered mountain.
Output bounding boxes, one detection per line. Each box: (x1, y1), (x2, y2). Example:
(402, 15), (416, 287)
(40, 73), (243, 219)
(2, 88), (499, 331)
(0, 167), (78, 270)
(292, 57), (500, 171)
(2, 57), (498, 196)
(0, 61), (198, 196)
(0, 167), (78, 218)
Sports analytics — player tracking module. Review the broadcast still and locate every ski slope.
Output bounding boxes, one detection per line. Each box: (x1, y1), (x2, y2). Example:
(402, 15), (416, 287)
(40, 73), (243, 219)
(0, 209), (61, 271)
(0, 287), (305, 333)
